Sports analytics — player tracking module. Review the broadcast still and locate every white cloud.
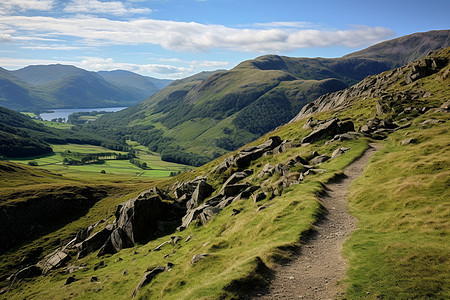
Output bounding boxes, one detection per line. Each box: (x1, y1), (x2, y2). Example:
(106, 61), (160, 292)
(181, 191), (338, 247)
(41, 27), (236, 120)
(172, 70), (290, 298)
(0, 0), (54, 12)
(0, 15), (395, 54)
(64, 0), (151, 15)
(78, 57), (193, 77)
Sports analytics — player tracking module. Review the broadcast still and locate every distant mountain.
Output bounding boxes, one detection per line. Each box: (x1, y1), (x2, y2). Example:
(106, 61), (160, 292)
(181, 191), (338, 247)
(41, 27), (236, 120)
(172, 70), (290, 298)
(0, 65), (172, 111)
(98, 70), (171, 100)
(94, 30), (450, 165)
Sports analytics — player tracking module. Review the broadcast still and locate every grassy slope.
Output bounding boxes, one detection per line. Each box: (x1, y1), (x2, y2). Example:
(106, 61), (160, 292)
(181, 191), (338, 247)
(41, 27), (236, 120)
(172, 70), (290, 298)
(344, 113), (449, 299)
(5, 119), (372, 299)
(3, 49), (449, 299)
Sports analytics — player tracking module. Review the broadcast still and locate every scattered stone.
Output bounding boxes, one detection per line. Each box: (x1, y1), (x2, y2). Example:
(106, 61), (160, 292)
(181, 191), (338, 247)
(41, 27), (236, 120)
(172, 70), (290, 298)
(311, 155), (330, 165)
(154, 241), (171, 251)
(191, 254), (210, 264)
(167, 262), (174, 271)
(331, 147), (350, 158)
(91, 276), (98, 282)
(401, 138), (417, 145)
(185, 235), (194, 242)
(301, 118), (355, 144)
(170, 236), (183, 245)
(132, 266), (166, 297)
(122, 269), (128, 276)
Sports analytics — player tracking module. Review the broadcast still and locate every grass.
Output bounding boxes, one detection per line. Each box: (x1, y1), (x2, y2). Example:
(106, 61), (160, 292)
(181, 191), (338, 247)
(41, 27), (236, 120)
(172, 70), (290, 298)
(343, 112), (450, 299)
(3, 132), (372, 299)
(9, 143), (189, 181)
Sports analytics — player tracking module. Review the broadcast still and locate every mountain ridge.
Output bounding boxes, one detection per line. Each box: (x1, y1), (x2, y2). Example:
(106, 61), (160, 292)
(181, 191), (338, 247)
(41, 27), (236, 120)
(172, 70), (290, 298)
(94, 29), (450, 165)
(0, 65), (173, 111)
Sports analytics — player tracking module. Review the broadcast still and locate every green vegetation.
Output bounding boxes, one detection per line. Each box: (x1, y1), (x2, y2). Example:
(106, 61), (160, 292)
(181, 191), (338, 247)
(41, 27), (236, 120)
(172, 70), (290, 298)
(344, 113), (449, 299)
(95, 31), (450, 165)
(9, 143), (189, 180)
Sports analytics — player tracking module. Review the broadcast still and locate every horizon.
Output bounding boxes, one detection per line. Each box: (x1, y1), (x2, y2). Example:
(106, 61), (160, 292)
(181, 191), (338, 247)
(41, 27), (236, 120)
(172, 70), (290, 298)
(0, 0), (449, 79)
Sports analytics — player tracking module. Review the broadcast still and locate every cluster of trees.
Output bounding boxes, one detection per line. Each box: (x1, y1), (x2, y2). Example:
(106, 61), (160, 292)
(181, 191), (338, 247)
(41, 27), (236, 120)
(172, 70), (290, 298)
(160, 147), (210, 167)
(62, 151), (135, 165)
(129, 158), (149, 169)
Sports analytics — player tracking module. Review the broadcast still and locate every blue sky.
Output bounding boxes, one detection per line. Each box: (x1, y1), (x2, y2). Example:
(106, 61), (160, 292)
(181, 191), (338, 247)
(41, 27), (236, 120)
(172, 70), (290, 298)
(0, 0), (448, 79)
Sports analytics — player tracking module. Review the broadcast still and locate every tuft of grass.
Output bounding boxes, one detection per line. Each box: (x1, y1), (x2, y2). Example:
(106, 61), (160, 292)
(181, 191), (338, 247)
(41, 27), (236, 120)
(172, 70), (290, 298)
(343, 113), (450, 299)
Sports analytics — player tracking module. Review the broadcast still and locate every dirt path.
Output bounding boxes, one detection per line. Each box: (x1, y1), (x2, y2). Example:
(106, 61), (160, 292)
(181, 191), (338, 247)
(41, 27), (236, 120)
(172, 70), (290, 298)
(252, 144), (380, 300)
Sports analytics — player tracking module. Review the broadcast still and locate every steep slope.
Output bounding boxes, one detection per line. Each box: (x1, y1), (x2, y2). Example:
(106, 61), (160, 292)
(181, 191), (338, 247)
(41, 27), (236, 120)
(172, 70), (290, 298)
(95, 30), (450, 165)
(3, 48), (448, 299)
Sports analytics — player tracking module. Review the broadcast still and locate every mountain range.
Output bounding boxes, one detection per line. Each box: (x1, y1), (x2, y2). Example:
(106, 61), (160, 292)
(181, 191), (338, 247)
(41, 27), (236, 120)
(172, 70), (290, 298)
(0, 65), (172, 111)
(93, 30), (450, 165)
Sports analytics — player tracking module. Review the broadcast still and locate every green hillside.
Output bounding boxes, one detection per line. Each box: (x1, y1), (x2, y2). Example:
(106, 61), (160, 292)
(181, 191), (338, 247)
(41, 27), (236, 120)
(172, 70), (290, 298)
(1, 47), (448, 299)
(0, 106), (128, 158)
(95, 30), (450, 166)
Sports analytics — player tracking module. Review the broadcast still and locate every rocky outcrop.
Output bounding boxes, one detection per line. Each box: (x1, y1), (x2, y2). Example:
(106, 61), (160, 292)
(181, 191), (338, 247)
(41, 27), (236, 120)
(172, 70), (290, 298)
(291, 51), (449, 122)
(133, 266), (167, 297)
(301, 118), (355, 144)
(359, 118), (398, 139)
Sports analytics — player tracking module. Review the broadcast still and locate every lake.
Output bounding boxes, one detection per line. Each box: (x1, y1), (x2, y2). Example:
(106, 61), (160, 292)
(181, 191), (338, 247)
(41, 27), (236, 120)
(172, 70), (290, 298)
(40, 107), (127, 122)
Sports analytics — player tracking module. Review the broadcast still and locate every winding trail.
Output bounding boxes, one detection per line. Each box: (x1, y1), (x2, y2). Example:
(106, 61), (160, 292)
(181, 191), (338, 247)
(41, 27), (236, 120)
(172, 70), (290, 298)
(252, 143), (380, 300)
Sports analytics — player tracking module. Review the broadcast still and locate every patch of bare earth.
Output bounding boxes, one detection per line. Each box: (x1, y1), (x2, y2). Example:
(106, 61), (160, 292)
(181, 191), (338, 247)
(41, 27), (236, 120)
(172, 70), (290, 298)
(252, 144), (380, 300)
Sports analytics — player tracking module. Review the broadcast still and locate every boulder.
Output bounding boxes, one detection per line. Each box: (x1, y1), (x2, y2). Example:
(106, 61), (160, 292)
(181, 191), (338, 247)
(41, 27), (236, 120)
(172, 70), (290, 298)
(401, 138), (417, 145)
(223, 183), (251, 197)
(191, 254), (209, 264)
(235, 136), (282, 168)
(132, 266), (166, 297)
(76, 224), (114, 258)
(220, 170), (253, 193)
(331, 147), (350, 158)
(187, 180), (214, 210)
(37, 250), (69, 274)
(198, 207), (221, 225)
(310, 155), (330, 165)
(258, 163), (275, 178)
(301, 118), (354, 144)
(252, 192), (266, 203)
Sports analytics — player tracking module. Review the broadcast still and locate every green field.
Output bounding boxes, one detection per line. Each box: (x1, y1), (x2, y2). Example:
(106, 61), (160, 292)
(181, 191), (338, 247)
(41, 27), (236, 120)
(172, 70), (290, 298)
(10, 143), (190, 180)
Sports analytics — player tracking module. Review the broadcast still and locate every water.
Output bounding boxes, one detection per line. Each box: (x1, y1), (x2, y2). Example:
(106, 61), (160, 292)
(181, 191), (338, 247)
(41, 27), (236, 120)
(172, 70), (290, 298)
(40, 107), (127, 122)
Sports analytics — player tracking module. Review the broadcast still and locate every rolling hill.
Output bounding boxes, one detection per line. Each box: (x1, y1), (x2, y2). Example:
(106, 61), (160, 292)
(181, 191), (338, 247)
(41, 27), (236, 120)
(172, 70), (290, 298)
(2, 46), (448, 299)
(0, 65), (172, 111)
(94, 30), (450, 165)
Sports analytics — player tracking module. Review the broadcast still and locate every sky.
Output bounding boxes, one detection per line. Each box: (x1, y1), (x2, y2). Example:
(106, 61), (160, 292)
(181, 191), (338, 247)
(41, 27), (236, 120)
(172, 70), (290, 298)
(0, 0), (448, 79)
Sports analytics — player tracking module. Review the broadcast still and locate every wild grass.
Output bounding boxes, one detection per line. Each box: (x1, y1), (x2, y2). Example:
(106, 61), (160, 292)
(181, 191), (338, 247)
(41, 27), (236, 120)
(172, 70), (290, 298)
(343, 112), (450, 299)
(4, 134), (371, 299)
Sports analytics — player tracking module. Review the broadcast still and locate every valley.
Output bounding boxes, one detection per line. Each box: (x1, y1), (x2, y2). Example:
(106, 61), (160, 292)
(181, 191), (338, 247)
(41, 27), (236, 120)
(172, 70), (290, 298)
(0, 30), (449, 300)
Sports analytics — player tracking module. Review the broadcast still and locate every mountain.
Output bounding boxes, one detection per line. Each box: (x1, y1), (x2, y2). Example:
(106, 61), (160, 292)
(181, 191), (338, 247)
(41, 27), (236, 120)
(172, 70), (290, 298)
(2, 47), (448, 299)
(0, 65), (172, 111)
(94, 30), (450, 165)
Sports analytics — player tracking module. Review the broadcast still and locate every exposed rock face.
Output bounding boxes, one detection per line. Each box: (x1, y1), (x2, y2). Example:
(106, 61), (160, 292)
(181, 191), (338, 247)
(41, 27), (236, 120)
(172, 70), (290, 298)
(37, 250), (69, 274)
(301, 118), (355, 144)
(359, 118), (398, 139)
(291, 52), (449, 122)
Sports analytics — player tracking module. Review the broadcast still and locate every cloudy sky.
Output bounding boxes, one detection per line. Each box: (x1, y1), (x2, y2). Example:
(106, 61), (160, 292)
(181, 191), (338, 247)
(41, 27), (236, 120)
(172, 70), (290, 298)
(0, 0), (448, 79)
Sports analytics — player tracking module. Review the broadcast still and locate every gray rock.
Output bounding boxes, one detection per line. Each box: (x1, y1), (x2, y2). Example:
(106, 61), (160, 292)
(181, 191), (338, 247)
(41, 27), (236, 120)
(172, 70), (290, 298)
(65, 276), (76, 285)
(331, 147), (350, 158)
(189, 180), (214, 209)
(37, 250), (69, 274)
(198, 207), (221, 225)
(301, 118), (354, 144)
(132, 266), (166, 297)
(310, 155), (330, 165)
(154, 241), (171, 251)
(191, 254), (209, 264)
(252, 192), (266, 203)
(401, 138), (417, 145)
(258, 163), (275, 178)
(223, 183), (251, 197)
(76, 224), (114, 258)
